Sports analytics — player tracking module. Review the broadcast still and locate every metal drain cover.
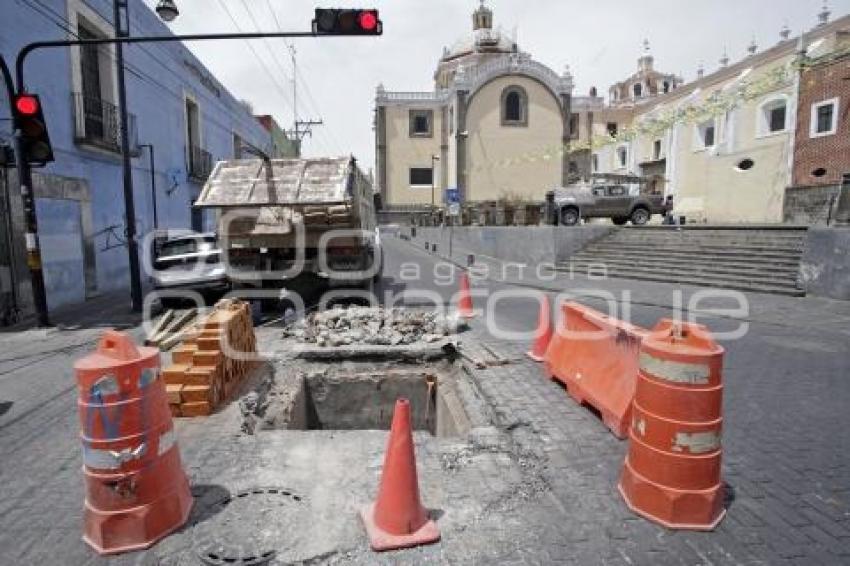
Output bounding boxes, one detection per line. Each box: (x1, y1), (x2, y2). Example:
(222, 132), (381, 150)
(194, 487), (305, 565)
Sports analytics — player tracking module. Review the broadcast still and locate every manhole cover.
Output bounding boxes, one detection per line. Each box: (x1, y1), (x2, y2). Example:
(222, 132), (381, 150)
(194, 487), (305, 565)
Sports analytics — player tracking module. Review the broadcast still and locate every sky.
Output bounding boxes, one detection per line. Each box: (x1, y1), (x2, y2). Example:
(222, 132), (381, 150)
(141, 0), (850, 171)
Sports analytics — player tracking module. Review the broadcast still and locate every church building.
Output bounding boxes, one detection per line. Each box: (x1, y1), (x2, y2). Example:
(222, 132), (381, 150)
(374, 2), (603, 207)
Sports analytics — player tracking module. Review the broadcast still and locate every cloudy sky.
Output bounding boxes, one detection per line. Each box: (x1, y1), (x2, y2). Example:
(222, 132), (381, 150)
(142, 0), (850, 170)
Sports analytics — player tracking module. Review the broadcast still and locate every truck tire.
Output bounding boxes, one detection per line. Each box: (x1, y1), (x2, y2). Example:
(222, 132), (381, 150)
(612, 217), (628, 226)
(560, 207), (580, 226)
(630, 207), (650, 226)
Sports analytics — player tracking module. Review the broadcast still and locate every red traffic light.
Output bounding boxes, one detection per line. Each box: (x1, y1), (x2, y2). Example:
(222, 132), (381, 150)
(15, 95), (40, 116)
(314, 8), (381, 35)
(359, 10), (378, 31)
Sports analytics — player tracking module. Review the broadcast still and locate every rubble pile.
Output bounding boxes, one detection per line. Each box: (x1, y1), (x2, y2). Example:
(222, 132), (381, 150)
(282, 306), (462, 347)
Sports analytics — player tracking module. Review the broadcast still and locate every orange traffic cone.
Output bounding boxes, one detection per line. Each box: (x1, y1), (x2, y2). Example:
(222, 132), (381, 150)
(360, 399), (440, 552)
(526, 294), (553, 362)
(74, 330), (193, 554)
(457, 271), (475, 319)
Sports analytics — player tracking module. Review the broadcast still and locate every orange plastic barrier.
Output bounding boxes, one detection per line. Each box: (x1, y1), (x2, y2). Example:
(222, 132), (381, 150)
(526, 294), (553, 362)
(457, 272), (475, 319)
(619, 319), (725, 530)
(360, 399), (440, 551)
(543, 302), (648, 439)
(74, 330), (193, 555)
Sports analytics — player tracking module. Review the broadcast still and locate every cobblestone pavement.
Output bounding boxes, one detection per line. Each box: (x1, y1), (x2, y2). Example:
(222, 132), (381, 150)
(1, 239), (849, 564)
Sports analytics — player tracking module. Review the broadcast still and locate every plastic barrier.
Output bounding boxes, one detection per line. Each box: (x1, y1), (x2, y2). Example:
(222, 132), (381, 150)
(74, 330), (193, 554)
(526, 294), (553, 362)
(360, 399), (440, 551)
(543, 302), (648, 439)
(618, 319), (726, 530)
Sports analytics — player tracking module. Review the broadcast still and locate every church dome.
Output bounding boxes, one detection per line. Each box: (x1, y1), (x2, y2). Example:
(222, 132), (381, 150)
(435, 2), (517, 87)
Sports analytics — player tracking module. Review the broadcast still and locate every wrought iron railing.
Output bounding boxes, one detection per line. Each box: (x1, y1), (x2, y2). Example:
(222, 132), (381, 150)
(188, 145), (213, 181)
(72, 93), (138, 154)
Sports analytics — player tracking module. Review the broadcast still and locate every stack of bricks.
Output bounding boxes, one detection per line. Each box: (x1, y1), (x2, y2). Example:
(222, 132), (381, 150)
(163, 300), (258, 417)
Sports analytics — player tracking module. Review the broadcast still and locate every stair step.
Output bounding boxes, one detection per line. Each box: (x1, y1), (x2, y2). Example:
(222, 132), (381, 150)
(566, 257), (800, 276)
(558, 263), (800, 289)
(579, 248), (801, 265)
(590, 240), (804, 252)
(553, 266), (803, 296)
(584, 244), (803, 258)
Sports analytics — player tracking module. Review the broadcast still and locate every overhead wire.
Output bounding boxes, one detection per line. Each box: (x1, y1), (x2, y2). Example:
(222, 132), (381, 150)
(16, 0), (263, 140)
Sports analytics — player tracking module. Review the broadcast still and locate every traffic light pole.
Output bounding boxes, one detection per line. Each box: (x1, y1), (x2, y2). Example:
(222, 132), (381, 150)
(113, 0), (143, 312)
(1, 55), (50, 326)
(12, 15), (381, 323)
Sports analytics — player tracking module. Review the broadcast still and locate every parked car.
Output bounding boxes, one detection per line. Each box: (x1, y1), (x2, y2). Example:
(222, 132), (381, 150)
(151, 233), (229, 303)
(551, 183), (669, 226)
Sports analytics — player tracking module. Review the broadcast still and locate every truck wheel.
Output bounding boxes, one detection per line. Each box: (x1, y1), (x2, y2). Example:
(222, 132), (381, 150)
(560, 207), (580, 226)
(630, 207), (650, 226)
(612, 217), (628, 226)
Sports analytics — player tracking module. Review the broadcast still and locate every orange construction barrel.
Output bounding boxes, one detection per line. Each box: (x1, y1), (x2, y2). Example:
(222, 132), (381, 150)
(618, 319), (725, 530)
(74, 330), (193, 555)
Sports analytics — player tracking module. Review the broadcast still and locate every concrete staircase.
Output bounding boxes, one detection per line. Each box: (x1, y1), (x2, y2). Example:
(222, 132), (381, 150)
(562, 226), (808, 296)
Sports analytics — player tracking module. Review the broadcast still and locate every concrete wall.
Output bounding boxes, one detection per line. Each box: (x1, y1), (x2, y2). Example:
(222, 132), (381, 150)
(784, 184), (849, 225)
(799, 227), (850, 300)
(1, 0), (271, 314)
(411, 225), (615, 266)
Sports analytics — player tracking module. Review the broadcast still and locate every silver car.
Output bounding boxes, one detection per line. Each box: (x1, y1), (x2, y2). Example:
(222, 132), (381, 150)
(152, 233), (229, 297)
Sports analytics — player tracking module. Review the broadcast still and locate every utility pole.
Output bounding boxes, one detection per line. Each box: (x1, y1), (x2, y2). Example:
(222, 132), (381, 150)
(114, 0), (143, 312)
(284, 45), (322, 156)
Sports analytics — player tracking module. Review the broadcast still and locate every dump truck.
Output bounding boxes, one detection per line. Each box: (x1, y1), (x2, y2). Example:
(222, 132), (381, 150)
(194, 156), (381, 294)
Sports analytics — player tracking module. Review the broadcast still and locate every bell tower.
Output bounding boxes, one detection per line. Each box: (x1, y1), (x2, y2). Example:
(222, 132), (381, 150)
(473, 0), (493, 31)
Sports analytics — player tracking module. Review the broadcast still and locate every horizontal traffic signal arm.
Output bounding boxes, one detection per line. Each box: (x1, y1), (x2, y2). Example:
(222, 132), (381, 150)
(14, 12), (382, 89)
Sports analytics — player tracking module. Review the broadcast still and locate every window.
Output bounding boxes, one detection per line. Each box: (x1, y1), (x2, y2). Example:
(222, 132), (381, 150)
(633, 83), (643, 98)
(617, 146), (628, 168)
(608, 186), (627, 197)
(409, 167), (433, 186)
(653, 140), (663, 160)
(449, 106), (454, 135)
(501, 86), (528, 126)
(186, 98), (200, 150)
(409, 110), (433, 137)
(607, 122), (618, 138)
(592, 154), (599, 172)
(233, 133), (243, 158)
(810, 98), (839, 137)
(757, 97), (788, 136)
(696, 119), (716, 149)
(569, 113), (580, 139)
(663, 81), (671, 94)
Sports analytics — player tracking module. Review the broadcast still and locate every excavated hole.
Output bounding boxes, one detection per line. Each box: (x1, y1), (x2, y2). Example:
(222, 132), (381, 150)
(288, 365), (471, 438)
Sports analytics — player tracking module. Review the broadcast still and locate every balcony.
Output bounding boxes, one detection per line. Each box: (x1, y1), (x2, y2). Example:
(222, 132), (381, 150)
(72, 93), (139, 155)
(188, 145), (213, 182)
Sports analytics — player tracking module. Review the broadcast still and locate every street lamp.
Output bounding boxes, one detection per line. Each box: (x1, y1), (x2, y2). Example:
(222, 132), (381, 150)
(155, 0), (180, 22)
(430, 154), (440, 215)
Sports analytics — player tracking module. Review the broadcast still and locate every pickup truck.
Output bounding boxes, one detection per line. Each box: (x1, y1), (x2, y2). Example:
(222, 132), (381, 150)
(551, 183), (669, 226)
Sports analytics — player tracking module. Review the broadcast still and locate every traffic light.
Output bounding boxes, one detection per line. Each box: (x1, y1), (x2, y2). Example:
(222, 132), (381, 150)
(12, 93), (54, 166)
(313, 9), (382, 35)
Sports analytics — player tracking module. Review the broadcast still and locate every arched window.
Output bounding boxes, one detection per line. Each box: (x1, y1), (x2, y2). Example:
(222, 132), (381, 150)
(501, 86), (528, 126)
(633, 83), (643, 98)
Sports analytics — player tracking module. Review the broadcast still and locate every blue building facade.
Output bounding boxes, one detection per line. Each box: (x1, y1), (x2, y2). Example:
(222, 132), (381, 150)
(0, 0), (272, 319)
